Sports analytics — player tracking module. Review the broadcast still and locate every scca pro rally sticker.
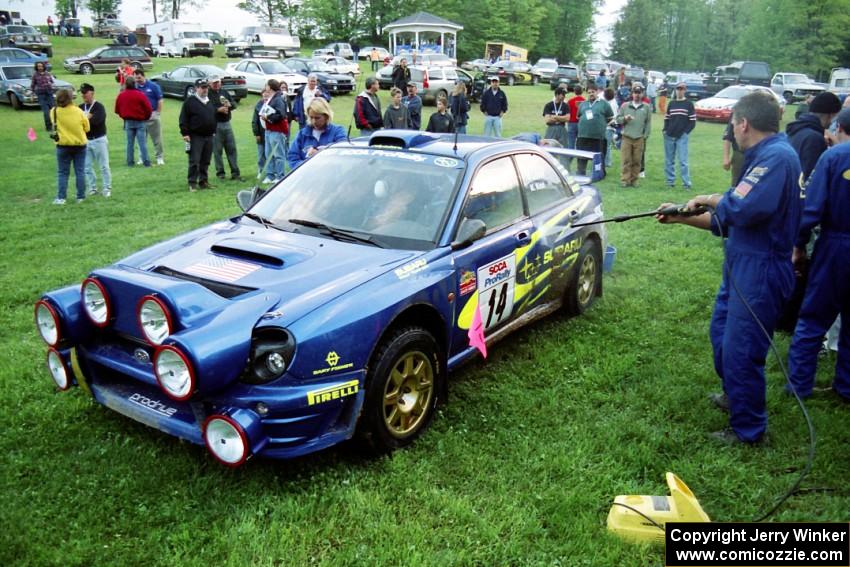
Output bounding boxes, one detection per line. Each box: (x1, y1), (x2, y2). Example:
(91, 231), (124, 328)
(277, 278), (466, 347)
(477, 254), (516, 330)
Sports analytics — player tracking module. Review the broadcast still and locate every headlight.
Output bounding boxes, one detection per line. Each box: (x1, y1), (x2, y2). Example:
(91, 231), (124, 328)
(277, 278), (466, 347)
(242, 327), (295, 384)
(203, 415), (249, 466)
(138, 295), (173, 345)
(35, 300), (60, 346)
(154, 345), (195, 400)
(81, 278), (111, 327)
(46, 348), (71, 390)
(327, 80), (337, 84)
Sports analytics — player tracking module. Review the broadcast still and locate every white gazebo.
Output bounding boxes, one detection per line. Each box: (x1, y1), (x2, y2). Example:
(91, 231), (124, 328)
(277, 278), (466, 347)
(383, 11), (463, 59)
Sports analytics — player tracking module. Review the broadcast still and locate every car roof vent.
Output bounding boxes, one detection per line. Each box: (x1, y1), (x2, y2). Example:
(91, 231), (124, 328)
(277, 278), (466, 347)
(368, 130), (440, 149)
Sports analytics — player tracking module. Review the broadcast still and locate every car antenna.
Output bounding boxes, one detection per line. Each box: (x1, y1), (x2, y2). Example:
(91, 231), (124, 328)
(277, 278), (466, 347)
(452, 97), (460, 153)
(347, 122), (352, 143)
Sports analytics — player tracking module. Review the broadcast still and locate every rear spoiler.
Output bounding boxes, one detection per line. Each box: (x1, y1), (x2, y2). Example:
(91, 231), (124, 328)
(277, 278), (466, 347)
(543, 147), (605, 184)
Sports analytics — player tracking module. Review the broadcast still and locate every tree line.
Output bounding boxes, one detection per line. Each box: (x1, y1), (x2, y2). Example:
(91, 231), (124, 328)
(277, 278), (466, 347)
(610, 0), (850, 80)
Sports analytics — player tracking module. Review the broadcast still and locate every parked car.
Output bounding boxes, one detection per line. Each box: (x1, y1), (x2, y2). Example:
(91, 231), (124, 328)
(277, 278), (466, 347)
(549, 64), (583, 91)
(316, 55), (360, 76)
(0, 24), (52, 56)
(377, 64), (465, 104)
(583, 60), (609, 81)
(323, 42), (354, 59)
(770, 73), (825, 103)
(151, 65), (247, 101)
(624, 66), (645, 86)
(388, 53), (456, 68)
(203, 31), (225, 44)
(34, 132), (607, 466)
(63, 45), (152, 75)
(486, 61), (540, 86)
(357, 46), (390, 60)
(705, 61), (771, 96)
(461, 58), (490, 72)
(283, 57), (355, 94)
(0, 63), (72, 109)
(225, 26), (300, 58)
(0, 47), (50, 69)
(92, 18), (129, 38)
(695, 84), (785, 122)
(225, 58), (306, 96)
(532, 58), (558, 82)
(664, 72), (709, 100)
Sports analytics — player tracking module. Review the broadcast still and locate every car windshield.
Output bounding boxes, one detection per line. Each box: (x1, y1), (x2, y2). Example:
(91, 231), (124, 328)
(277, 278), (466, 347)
(7, 26), (35, 34)
(586, 62), (606, 71)
(259, 60), (289, 74)
(784, 73), (812, 83)
(86, 46), (108, 57)
(2, 66), (30, 79)
(181, 31), (206, 39)
(715, 86), (750, 99)
(680, 74), (702, 82)
(556, 67), (578, 78)
(251, 148), (463, 249)
(535, 60), (557, 69)
(195, 65), (226, 75)
(308, 60), (333, 72)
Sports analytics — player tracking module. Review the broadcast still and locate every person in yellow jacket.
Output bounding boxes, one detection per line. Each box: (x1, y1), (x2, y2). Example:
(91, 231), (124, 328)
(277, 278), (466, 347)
(52, 88), (90, 205)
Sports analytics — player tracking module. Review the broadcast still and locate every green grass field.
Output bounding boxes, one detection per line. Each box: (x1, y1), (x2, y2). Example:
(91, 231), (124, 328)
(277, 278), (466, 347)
(1, 36), (847, 566)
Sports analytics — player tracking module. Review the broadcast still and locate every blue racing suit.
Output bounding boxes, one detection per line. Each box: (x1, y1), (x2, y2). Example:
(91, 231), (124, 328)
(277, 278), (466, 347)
(787, 143), (850, 400)
(708, 133), (802, 442)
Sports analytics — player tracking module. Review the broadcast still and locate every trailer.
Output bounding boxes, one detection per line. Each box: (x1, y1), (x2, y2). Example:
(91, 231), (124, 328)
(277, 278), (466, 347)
(484, 42), (527, 63)
(146, 20), (213, 58)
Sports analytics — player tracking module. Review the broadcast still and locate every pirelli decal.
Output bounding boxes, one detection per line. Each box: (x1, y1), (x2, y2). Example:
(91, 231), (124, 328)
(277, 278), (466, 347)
(306, 380), (359, 406)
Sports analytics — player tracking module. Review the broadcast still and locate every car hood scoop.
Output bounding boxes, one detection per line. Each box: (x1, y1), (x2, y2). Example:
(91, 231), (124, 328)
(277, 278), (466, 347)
(209, 238), (294, 267)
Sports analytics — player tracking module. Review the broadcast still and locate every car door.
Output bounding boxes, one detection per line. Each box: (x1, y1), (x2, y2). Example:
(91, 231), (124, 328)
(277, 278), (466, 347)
(163, 66), (187, 97)
(96, 47), (123, 71)
(512, 152), (586, 307)
(450, 156), (534, 355)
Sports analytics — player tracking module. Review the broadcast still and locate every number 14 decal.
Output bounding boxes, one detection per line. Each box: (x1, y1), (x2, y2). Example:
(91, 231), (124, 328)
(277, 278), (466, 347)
(477, 254), (516, 331)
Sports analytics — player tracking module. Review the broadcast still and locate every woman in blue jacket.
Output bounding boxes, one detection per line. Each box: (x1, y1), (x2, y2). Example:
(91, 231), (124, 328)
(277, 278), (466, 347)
(287, 98), (347, 170)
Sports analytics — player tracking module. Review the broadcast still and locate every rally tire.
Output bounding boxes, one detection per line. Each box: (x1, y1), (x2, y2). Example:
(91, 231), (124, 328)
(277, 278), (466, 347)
(9, 93), (21, 110)
(566, 239), (602, 315)
(357, 326), (443, 453)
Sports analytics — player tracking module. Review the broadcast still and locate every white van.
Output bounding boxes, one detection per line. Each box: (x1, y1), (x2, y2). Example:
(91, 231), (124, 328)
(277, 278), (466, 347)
(829, 67), (850, 97)
(147, 21), (213, 58)
(225, 26), (300, 58)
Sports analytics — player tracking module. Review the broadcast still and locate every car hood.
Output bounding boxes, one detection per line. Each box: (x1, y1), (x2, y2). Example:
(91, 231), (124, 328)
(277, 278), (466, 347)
(785, 82), (825, 90)
(695, 97), (736, 110)
(7, 77), (71, 89)
(119, 218), (424, 325)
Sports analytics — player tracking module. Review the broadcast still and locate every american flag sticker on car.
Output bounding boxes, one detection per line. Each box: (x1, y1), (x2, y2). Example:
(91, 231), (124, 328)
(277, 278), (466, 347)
(183, 256), (260, 282)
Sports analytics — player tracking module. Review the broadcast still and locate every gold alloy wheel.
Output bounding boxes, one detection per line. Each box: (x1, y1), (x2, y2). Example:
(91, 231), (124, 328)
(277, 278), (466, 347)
(383, 351), (434, 439)
(576, 253), (598, 307)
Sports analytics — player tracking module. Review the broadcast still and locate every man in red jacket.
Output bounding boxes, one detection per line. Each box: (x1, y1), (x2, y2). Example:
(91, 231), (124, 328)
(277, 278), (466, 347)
(114, 76), (152, 167)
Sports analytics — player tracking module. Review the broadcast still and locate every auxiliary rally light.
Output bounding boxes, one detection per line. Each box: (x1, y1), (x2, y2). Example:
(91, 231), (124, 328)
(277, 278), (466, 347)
(607, 472), (710, 543)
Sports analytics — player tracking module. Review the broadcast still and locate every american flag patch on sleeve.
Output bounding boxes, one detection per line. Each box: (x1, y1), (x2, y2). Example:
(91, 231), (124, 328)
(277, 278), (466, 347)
(183, 256), (260, 282)
(733, 181), (752, 198)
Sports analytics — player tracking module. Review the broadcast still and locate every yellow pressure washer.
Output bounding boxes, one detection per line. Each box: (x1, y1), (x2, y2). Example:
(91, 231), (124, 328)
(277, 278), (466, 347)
(607, 473), (710, 544)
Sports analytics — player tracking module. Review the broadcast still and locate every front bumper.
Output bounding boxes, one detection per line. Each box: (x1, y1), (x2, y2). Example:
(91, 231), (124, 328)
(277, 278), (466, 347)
(69, 345), (368, 461)
(695, 108), (731, 122)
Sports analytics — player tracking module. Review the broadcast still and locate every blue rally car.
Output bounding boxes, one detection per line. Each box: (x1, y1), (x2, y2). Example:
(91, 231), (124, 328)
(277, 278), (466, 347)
(35, 131), (607, 467)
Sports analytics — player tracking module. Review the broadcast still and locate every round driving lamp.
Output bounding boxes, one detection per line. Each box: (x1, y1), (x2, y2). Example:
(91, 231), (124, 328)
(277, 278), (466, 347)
(46, 348), (71, 390)
(81, 278), (111, 327)
(153, 345), (195, 401)
(203, 415), (249, 467)
(138, 295), (173, 345)
(35, 300), (61, 346)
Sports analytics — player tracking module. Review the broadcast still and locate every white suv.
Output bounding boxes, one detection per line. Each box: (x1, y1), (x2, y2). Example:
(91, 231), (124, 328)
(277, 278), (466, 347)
(323, 42), (354, 59)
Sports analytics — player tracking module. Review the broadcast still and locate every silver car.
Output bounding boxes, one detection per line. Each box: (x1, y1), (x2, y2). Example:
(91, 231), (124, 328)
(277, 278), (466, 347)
(225, 58), (307, 97)
(377, 64), (460, 104)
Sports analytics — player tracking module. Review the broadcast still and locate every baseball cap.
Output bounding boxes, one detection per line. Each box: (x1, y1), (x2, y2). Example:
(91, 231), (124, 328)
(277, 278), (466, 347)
(79, 82), (95, 93)
(490, 76), (500, 83)
(208, 74), (221, 83)
(194, 78), (209, 87)
(632, 82), (644, 91)
(676, 81), (686, 88)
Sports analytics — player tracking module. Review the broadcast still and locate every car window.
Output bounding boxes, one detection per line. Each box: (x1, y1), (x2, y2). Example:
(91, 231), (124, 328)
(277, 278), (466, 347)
(249, 62), (263, 74)
(462, 157), (524, 232)
(514, 153), (571, 214)
(100, 49), (121, 58)
(234, 61), (246, 71)
(170, 67), (187, 79)
(3, 66), (31, 79)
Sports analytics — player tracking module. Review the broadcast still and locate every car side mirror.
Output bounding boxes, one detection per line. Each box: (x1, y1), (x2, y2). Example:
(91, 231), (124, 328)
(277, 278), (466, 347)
(161, 72), (169, 78)
(236, 187), (266, 211)
(451, 218), (486, 250)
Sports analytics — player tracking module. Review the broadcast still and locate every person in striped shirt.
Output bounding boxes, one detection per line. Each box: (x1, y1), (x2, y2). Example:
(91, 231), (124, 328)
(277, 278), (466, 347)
(662, 81), (696, 189)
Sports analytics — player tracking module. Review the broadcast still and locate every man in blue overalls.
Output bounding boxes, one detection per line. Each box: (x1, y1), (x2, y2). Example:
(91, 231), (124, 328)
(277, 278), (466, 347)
(657, 91), (802, 444)
(787, 108), (850, 402)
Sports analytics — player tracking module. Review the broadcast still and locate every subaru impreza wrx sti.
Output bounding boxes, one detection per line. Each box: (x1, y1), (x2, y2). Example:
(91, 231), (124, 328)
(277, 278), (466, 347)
(35, 131), (607, 467)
